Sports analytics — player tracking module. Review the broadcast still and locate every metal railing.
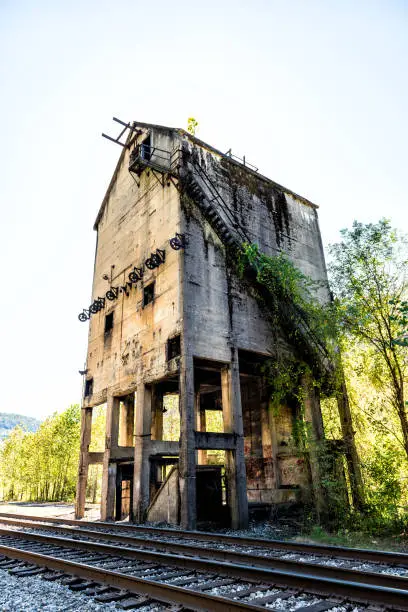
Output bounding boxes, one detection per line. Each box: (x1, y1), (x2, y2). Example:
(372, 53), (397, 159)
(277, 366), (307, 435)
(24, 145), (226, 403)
(128, 143), (180, 177)
(224, 149), (258, 172)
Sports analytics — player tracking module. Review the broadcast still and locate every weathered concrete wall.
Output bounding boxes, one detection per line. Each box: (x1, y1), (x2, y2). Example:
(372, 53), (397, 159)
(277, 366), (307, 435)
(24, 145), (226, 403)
(180, 139), (330, 364)
(85, 131), (182, 407)
(179, 136), (330, 508)
(78, 124), (331, 523)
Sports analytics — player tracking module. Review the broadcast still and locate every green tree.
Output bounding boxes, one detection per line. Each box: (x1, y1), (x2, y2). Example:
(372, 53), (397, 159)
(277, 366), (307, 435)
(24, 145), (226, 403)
(0, 405), (81, 503)
(187, 117), (198, 136)
(392, 300), (408, 347)
(329, 219), (408, 461)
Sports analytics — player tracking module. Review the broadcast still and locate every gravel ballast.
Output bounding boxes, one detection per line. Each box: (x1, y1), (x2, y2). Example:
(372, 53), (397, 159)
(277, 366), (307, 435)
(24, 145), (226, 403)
(0, 568), (120, 611)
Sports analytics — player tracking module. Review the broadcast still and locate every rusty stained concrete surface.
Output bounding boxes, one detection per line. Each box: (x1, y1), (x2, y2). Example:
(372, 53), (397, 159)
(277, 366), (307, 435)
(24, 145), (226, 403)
(85, 142), (182, 407)
(78, 123), (332, 525)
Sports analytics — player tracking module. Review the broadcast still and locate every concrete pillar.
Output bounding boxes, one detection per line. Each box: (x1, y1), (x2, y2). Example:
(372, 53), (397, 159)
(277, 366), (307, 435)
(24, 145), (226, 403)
(132, 384), (152, 523)
(302, 374), (327, 519)
(100, 395), (120, 521)
(119, 394), (135, 447)
(75, 407), (92, 519)
(151, 388), (163, 441)
(222, 349), (248, 529)
(179, 352), (197, 529)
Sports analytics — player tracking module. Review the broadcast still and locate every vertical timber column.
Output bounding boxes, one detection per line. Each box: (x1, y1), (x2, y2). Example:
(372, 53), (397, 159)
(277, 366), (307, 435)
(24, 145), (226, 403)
(302, 374), (327, 519)
(260, 389), (274, 490)
(133, 384), (152, 523)
(125, 395), (135, 447)
(268, 401), (281, 489)
(75, 407), (92, 519)
(336, 381), (365, 509)
(151, 388), (163, 441)
(179, 352), (197, 530)
(119, 395), (135, 447)
(101, 395), (120, 521)
(196, 392), (207, 466)
(222, 349), (248, 529)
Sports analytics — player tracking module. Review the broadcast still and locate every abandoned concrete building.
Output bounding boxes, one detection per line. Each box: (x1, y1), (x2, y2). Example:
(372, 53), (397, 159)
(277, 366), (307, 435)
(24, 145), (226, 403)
(76, 119), (361, 529)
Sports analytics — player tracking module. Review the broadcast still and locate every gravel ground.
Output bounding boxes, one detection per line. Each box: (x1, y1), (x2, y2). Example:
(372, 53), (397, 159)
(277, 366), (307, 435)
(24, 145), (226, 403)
(0, 568), (119, 611)
(0, 503), (100, 521)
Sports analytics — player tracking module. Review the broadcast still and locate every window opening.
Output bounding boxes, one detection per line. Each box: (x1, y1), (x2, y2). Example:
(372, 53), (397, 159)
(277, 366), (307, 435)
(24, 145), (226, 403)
(204, 409), (224, 433)
(162, 394), (180, 441)
(89, 403), (107, 452)
(118, 394), (135, 447)
(84, 378), (93, 397)
(143, 282), (155, 307)
(167, 335), (181, 360)
(140, 135), (151, 161)
(86, 464), (103, 507)
(105, 312), (114, 334)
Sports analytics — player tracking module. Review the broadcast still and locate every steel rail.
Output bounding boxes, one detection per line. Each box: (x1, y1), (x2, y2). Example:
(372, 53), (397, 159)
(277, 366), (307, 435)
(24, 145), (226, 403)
(0, 526), (408, 608)
(0, 512), (407, 566)
(0, 543), (262, 612)
(0, 517), (407, 591)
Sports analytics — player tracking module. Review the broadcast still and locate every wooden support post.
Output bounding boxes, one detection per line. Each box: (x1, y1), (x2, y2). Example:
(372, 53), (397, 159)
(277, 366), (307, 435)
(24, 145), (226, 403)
(196, 392), (208, 465)
(119, 394), (135, 447)
(132, 384), (152, 523)
(222, 350), (248, 529)
(302, 375), (327, 520)
(151, 388), (163, 441)
(106, 462), (117, 520)
(336, 381), (365, 509)
(101, 395), (120, 521)
(75, 407), (92, 519)
(125, 395), (135, 446)
(179, 353), (197, 530)
(115, 467), (122, 521)
(260, 387), (274, 490)
(267, 401), (281, 489)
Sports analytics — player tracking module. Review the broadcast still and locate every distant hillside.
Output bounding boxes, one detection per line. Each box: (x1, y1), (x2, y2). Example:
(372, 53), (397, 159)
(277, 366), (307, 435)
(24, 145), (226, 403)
(0, 413), (41, 441)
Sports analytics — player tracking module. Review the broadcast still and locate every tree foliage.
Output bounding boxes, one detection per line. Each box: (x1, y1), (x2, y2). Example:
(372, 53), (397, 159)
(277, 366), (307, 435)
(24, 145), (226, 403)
(238, 243), (337, 377)
(329, 219), (408, 461)
(187, 117), (198, 136)
(391, 300), (408, 347)
(0, 405), (81, 502)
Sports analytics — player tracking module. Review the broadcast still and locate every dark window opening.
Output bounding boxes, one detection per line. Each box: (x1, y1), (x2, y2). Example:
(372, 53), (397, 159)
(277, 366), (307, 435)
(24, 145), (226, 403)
(105, 312), (114, 334)
(143, 282), (155, 307)
(140, 135), (151, 161)
(167, 335), (181, 360)
(85, 378), (93, 397)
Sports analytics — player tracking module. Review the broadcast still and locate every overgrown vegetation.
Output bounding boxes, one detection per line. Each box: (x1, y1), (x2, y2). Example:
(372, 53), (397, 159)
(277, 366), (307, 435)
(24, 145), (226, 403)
(238, 219), (408, 536)
(0, 405), (81, 502)
(329, 220), (408, 462)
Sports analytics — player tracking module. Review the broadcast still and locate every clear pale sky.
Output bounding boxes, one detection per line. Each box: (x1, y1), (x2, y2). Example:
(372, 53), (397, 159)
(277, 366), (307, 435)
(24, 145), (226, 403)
(0, 0), (406, 419)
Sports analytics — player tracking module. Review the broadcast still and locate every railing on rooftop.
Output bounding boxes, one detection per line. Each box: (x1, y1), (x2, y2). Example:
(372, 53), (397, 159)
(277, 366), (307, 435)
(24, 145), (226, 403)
(128, 143), (179, 176)
(224, 149), (258, 172)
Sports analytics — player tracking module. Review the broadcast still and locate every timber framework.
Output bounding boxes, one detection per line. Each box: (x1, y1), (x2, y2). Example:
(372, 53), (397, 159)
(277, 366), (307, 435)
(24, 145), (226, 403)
(76, 119), (361, 529)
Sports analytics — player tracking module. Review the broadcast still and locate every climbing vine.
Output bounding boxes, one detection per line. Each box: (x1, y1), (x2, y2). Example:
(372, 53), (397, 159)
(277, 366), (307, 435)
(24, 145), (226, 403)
(237, 243), (338, 381)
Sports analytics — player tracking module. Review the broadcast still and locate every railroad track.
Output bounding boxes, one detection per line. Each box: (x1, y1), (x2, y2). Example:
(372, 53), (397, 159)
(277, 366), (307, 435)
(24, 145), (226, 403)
(0, 513), (407, 611)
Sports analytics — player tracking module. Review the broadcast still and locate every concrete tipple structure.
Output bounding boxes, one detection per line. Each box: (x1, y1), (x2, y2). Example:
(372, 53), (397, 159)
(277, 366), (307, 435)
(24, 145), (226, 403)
(75, 120), (360, 530)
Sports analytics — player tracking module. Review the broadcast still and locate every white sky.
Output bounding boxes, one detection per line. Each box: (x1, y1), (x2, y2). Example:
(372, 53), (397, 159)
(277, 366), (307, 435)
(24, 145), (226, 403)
(0, 0), (407, 419)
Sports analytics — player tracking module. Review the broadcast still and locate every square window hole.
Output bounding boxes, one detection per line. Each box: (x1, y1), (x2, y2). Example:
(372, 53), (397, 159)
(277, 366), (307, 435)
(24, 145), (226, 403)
(85, 378), (93, 397)
(167, 335), (181, 360)
(105, 312), (114, 333)
(143, 282), (155, 307)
